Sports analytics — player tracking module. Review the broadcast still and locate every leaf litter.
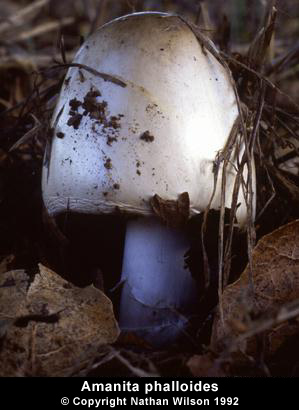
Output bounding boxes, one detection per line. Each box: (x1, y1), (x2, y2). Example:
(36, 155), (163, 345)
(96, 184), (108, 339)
(1, 0), (299, 376)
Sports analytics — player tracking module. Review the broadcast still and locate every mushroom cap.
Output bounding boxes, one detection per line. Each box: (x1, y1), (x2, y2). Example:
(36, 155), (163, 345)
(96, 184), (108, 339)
(42, 12), (254, 225)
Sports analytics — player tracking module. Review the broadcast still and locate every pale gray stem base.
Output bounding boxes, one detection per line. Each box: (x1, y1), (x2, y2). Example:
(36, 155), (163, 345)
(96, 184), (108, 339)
(119, 216), (198, 346)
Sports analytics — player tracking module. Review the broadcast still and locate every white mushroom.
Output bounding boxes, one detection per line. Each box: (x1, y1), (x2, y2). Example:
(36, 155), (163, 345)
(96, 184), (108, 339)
(42, 12), (255, 346)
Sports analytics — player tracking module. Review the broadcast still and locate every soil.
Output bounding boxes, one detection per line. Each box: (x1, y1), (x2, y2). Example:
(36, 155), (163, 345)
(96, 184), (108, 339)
(67, 113), (82, 129)
(140, 130), (155, 142)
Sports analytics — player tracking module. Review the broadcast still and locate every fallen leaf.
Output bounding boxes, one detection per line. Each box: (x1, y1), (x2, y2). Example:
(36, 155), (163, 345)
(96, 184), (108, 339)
(150, 192), (190, 228)
(117, 330), (153, 349)
(187, 353), (227, 377)
(0, 264), (119, 376)
(212, 220), (299, 358)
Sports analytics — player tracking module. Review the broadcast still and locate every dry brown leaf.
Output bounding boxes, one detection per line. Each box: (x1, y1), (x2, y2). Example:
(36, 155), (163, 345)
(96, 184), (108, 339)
(212, 219), (299, 357)
(0, 264), (119, 376)
(187, 353), (227, 377)
(150, 192), (190, 228)
(117, 330), (153, 349)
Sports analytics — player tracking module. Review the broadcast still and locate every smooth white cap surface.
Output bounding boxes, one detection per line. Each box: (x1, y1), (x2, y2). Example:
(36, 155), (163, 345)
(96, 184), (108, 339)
(42, 12), (252, 225)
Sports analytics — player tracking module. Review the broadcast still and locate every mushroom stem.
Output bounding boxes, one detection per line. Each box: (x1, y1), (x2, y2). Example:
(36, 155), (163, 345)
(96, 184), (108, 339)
(119, 216), (198, 346)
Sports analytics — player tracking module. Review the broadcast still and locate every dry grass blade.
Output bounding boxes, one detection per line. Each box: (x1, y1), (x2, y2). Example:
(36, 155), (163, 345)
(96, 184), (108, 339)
(267, 43), (299, 76)
(0, 52), (75, 70)
(0, 0), (50, 35)
(9, 114), (41, 152)
(108, 347), (159, 377)
(10, 18), (75, 43)
(222, 51), (299, 113)
(247, 1), (277, 71)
